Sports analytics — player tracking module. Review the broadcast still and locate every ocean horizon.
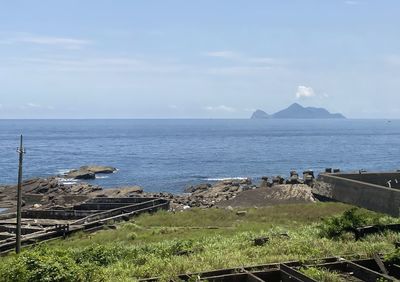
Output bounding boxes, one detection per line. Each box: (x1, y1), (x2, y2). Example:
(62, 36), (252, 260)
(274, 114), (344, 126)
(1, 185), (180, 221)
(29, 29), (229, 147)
(1, 118), (399, 193)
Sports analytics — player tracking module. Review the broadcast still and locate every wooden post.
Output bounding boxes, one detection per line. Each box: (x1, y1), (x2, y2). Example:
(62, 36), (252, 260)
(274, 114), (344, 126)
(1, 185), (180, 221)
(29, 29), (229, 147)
(16, 135), (25, 254)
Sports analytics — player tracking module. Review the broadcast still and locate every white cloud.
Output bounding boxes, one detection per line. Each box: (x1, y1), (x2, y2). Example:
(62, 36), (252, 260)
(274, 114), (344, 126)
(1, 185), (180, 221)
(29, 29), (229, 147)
(1, 34), (91, 49)
(247, 57), (279, 64)
(206, 66), (273, 76)
(344, 0), (359, 5)
(205, 51), (280, 65)
(296, 85), (315, 99)
(2, 56), (188, 74)
(204, 51), (285, 76)
(204, 105), (236, 112)
(27, 102), (41, 108)
(23, 103), (54, 110)
(384, 55), (400, 66)
(204, 51), (238, 59)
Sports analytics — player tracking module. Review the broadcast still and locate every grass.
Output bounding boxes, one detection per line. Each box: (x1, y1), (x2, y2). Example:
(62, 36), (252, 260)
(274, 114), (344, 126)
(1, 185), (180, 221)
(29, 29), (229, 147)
(300, 267), (345, 282)
(1, 202), (400, 281)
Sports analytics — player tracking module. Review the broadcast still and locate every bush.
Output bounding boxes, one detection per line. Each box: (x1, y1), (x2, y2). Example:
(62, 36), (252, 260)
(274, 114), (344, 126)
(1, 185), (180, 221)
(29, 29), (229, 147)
(73, 244), (128, 266)
(169, 240), (194, 256)
(0, 247), (104, 282)
(318, 208), (367, 238)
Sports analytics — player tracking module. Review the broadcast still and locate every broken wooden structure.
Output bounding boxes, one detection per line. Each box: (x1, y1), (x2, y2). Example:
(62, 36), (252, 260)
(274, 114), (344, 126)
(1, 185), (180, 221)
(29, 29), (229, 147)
(141, 255), (400, 281)
(0, 197), (169, 253)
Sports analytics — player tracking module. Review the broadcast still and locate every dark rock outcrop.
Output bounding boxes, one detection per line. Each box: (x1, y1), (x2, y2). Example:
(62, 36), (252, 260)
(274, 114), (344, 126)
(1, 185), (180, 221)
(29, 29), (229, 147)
(64, 165), (117, 179)
(80, 165), (117, 174)
(65, 170), (96, 180)
(0, 177), (104, 210)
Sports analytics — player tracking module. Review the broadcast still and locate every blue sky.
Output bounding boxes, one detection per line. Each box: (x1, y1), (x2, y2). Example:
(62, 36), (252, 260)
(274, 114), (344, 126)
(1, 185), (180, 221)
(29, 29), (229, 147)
(0, 0), (399, 118)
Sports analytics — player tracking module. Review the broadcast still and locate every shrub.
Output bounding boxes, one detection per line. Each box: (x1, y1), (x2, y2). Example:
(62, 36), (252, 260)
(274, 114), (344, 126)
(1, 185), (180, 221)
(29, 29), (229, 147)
(73, 244), (128, 266)
(0, 247), (104, 282)
(318, 208), (367, 238)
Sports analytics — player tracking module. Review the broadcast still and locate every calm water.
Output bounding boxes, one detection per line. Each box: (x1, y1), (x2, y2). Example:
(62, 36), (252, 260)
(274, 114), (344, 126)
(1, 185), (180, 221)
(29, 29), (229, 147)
(0, 119), (399, 193)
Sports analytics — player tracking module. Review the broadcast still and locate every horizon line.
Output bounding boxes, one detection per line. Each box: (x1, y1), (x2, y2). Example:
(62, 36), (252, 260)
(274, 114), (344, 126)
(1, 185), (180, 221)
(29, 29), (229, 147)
(0, 117), (397, 120)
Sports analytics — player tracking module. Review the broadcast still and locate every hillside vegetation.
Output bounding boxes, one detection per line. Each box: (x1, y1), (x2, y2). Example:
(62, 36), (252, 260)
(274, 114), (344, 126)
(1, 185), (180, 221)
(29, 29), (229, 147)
(1, 202), (400, 281)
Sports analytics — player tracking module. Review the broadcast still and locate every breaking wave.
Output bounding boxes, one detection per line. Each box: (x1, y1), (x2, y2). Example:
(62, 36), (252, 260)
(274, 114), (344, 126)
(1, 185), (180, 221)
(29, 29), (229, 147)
(96, 175), (109, 179)
(56, 177), (79, 185)
(56, 169), (72, 175)
(205, 177), (248, 181)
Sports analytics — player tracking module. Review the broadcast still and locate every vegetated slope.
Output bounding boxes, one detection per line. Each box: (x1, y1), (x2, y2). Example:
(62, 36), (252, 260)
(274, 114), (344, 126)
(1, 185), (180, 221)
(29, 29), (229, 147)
(1, 203), (399, 281)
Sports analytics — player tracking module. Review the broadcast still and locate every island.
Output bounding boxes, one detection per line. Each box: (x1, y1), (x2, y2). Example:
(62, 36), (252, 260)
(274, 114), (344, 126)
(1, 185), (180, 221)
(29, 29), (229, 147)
(251, 103), (346, 119)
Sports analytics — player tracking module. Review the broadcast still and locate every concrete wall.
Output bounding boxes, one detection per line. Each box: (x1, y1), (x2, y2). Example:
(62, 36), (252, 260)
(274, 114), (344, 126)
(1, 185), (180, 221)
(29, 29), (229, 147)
(335, 172), (400, 189)
(87, 197), (157, 204)
(319, 174), (400, 217)
(22, 209), (98, 220)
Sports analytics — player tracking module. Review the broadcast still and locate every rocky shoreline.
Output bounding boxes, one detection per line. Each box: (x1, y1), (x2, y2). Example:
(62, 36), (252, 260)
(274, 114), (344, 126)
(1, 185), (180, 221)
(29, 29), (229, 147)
(0, 165), (320, 212)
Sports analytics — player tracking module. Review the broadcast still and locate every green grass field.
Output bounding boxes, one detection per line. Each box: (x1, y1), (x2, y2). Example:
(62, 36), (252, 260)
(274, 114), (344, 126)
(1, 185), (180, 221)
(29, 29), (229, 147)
(1, 202), (400, 282)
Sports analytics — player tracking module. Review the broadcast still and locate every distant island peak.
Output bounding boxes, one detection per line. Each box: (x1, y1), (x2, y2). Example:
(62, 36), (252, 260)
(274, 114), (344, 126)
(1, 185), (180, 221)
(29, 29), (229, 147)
(251, 103), (346, 119)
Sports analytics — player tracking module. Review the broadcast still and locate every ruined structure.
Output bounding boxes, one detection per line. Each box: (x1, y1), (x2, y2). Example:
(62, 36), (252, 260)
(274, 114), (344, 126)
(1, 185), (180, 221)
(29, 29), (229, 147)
(0, 197), (169, 253)
(142, 255), (400, 281)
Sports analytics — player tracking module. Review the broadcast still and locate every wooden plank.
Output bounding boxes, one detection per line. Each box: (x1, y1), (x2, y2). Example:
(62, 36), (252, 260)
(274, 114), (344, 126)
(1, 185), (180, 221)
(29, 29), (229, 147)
(242, 269), (266, 282)
(347, 261), (395, 282)
(373, 253), (389, 275)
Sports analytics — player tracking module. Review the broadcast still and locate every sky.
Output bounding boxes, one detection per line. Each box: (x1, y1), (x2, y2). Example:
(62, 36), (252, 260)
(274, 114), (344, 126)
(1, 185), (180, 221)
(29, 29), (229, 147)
(0, 0), (399, 119)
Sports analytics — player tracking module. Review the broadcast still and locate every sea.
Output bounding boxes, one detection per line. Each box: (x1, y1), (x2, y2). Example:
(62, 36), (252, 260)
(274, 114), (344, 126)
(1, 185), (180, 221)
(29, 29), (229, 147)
(0, 119), (399, 194)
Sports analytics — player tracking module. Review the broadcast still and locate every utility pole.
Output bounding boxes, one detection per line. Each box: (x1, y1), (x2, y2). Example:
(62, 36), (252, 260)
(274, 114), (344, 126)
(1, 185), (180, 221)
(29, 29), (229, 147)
(16, 135), (25, 254)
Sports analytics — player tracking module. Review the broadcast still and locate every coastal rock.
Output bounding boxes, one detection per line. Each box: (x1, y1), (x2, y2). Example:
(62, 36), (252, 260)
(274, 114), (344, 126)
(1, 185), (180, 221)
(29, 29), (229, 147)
(175, 179), (253, 209)
(260, 176), (269, 188)
(217, 184), (316, 208)
(0, 176), (106, 211)
(184, 183), (211, 193)
(64, 165), (117, 179)
(79, 165), (117, 174)
(115, 186), (143, 194)
(65, 170), (96, 180)
(311, 180), (333, 198)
